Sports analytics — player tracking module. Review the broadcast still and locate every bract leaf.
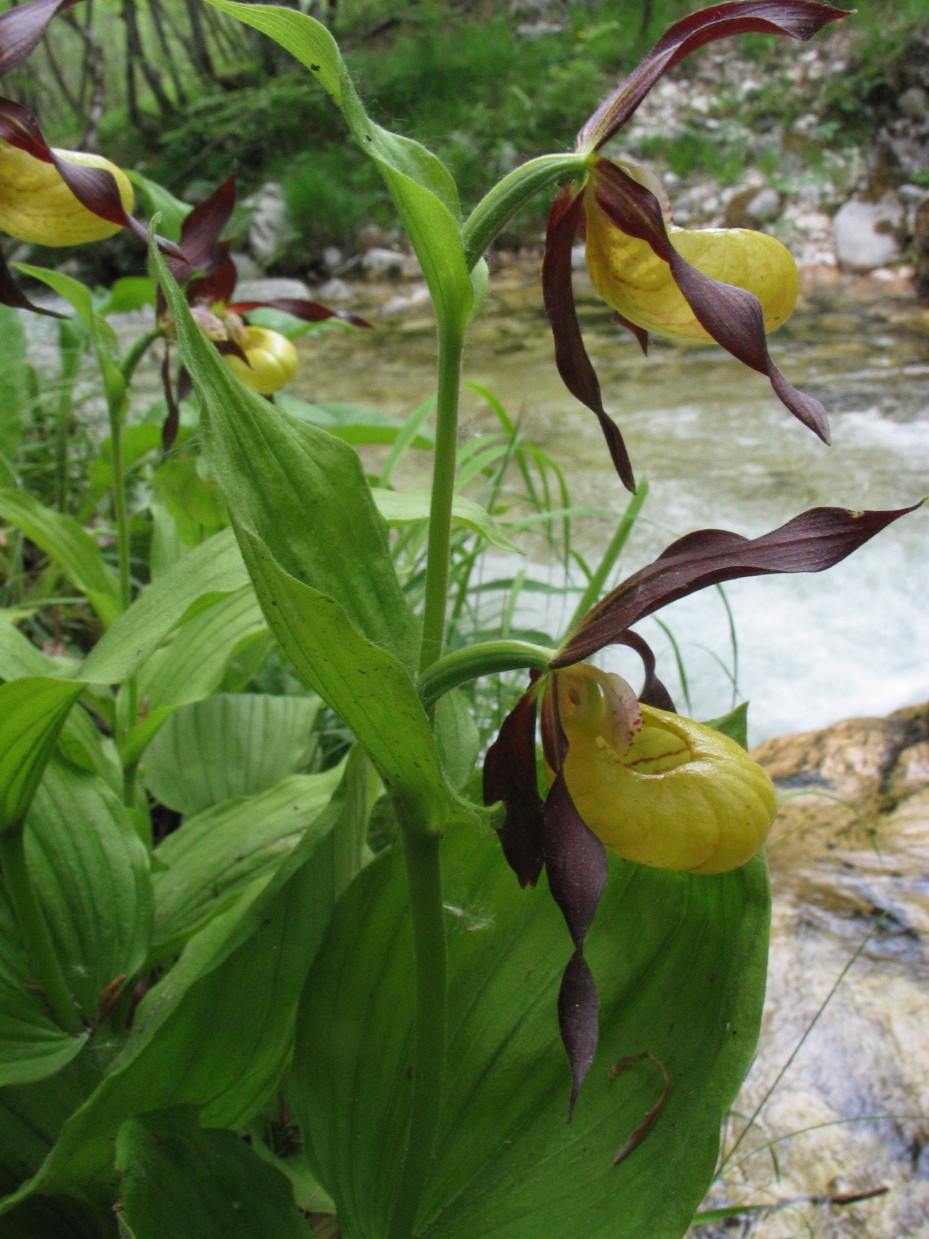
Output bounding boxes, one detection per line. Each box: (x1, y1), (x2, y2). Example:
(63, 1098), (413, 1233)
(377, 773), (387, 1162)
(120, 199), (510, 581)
(199, 0), (472, 335)
(236, 527), (470, 835)
(153, 236), (419, 670)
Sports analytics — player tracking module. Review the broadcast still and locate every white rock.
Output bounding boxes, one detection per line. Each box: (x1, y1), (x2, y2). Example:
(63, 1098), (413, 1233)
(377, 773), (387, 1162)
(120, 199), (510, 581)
(246, 182), (293, 266)
(235, 276), (311, 303)
(315, 278), (354, 303)
(744, 186), (783, 224)
(361, 247), (407, 279)
(833, 192), (906, 272)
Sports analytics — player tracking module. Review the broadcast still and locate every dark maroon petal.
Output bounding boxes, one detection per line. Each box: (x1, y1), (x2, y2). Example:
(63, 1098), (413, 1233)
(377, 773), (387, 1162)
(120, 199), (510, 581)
(178, 176), (236, 275)
(187, 250), (237, 306)
(578, 1), (850, 152)
(559, 948), (599, 1117)
(543, 185), (636, 491)
(160, 350), (180, 454)
(0, 99), (184, 260)
(613, 309), (649, 355)
(0, 100), (129, 230)
(0, 246), (64, 316)
(230, 298), (373, 330)
(482, 679), (545, 887)
(614, 630), (677, 711)
(555, 503), (922, 667)
(0, 0), (82, 76)
(592, 161), (830, 443)
(543, 770), (608, 1114)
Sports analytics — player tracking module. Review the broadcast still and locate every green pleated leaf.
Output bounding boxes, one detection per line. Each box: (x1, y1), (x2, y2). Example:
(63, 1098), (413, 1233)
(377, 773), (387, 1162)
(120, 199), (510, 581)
(0, 615), (76, 681)
(118, 586), (267, 765)
(0, 678), (85, 833)
(372, 487), (520, 553)
(150, 457), (229, 548)
(293, 826), (769, 1239)
(0, 1054), (110, 1218)
(25, 755), (153, 1015)
(143, 693), (320, 816)
(116, 1106), (310, 1239)
(0, 890), (88, 1087)
(0, 765), (357, 1210)
(237, 528), (472, 835)
(0, 491), (121, 628)
(153, 243), (419, 672)
(80, 527), (249, 687)
(151, 768), (342, 955)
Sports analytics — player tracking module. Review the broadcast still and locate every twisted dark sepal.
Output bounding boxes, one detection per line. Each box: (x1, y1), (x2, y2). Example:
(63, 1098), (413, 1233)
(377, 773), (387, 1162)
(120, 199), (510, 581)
(543, 770), (608, 1116)
(482, 677), (545, 887)
(542, 185), (636, 492)
(556, 502), (924, 667)
(577, 1), (851, 153)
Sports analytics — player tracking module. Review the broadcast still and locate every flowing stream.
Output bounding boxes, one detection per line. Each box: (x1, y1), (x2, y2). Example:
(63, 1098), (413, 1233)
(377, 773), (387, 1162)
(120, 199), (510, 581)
(296, 268), (929, 744)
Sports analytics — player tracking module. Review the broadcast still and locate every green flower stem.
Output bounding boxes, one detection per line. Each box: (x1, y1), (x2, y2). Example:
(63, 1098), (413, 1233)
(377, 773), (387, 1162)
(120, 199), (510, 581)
(461, 153), (588, 270)
(419, 639), (556, 708)
(53, 344), (81, 514)
(109, 329), (159, 614)
(388, 826), (447, 1239)
(121, 328), (161, 388)
(418, 327), (465, 675)
(0, 826), (83, 1033)
(565, 479), (649, 634)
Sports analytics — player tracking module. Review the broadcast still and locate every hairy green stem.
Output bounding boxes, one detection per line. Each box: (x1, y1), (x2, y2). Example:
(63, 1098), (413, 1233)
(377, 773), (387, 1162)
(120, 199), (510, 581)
(53, 365), (80, 514)
(462, 153), (588, 270)
(0, 827), (83, 1033)
(419, 639), (556, 708)
(565, 479), (649, 633)
(418, 329), (465, 674)
(388, 827), (447, 1239)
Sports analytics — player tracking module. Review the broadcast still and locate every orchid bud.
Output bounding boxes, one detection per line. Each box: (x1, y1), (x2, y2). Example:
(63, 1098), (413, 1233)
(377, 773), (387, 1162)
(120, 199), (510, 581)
(553, 665), (776, 874)
(584, 168), (798, 343)
(223, 325), (298, 395)
(0, 142), (133, 246)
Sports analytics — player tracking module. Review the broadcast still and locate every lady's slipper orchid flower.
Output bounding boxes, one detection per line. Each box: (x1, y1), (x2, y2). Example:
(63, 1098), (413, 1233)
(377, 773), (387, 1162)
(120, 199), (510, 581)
(221, 320), (299, 396)
(483, 500), (919, 1107)
(158, 177), (369, 443)
(549, 663), (776, 875)
(0, 141), (133, 246)
(543, 1), (850, 490)
(0, 0), (177, 315)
